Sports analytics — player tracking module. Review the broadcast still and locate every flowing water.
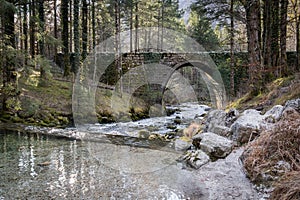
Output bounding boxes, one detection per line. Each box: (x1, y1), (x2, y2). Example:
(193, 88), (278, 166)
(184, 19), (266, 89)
(0, 103), (260, 199)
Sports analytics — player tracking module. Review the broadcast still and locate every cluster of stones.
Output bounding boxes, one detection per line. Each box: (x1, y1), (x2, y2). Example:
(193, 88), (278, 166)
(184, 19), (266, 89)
(175, 98), (300, 169)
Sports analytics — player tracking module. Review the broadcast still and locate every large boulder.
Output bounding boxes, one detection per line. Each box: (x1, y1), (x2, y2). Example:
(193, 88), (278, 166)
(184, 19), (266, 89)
(230, 109), (266, 144)
(193, 132), (234, 158)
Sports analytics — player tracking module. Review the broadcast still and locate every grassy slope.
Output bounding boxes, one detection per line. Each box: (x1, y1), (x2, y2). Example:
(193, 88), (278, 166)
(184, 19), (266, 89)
(0, 68), (149, 127)
(227, 72), (300, 112)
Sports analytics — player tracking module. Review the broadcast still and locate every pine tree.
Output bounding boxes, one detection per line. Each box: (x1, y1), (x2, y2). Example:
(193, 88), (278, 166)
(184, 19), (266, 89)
(243, 0), (263, 94)
(280, 0), (288, 75)
(73, 0), (80, 75)
(61, 0), (70, 76)
(82, 0), (88, 60)
(187, 3), (219, 51)
(30, 0), (36, 58)
(0, 0), (18, 111)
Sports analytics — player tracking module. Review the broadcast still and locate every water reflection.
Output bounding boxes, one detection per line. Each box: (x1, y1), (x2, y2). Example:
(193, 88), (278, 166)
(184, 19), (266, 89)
(0, 129), (205, 199)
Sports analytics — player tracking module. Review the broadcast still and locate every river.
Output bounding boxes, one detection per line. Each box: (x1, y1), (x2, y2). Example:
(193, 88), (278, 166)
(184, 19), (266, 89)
(0, 103), (260, 199)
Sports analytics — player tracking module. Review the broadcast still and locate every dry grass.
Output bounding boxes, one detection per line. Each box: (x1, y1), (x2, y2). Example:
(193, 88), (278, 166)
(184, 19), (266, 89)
(270, 171), (300, 200)
(242, 109), (300, 186)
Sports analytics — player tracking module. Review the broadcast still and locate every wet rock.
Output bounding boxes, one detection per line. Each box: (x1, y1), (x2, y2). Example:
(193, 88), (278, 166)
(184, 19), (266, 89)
(284, 98), (300, 112)
(264, 105), (284, 122)
(197, 132), (234, 158)
(194, 113), (207, 119)
(230, 109), (266, 144)
(164, 132), (176, 140)
(174, 116), (182, 124)
(174, 137), (192, 151)
(166, 123), (177, 130)
(204, 107), (211, 112)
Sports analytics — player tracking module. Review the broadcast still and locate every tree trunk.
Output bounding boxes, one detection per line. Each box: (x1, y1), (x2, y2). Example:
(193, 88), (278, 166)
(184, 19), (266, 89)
(130, 1), (133, 52)
(23, 1), (28, 63)
(161, 1), (164, 50)
(38, 0), (46, 78)
(262, 0), (271, 68)
(297, 14), (300, 71)
(82, 0), (88, 60)
(271, 0), (280, 71)
(1, 0), (17, 111)
(38, 0), (44, 56)
(244, 0), (263, 94)
(69, 0), (73, 52)
(230, 0), (235, 99)
(135, 1), (139, 52)
(296, 0), (300, 71)
(73, 0), (80, 75)
(30, 0), (35, 58)
(114, 0), (121, 83)
(92, 0), (96, 48)
(262, 0), (280, 80)
(54, 0), (58, 58)
(18, 5), (23, 50)
(280, 0), (288, 76)
(61, 0), (70, 77)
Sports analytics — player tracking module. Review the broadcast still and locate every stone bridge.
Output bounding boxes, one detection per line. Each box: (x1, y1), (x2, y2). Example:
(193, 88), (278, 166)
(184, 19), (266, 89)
(108, 52), (226, 112)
